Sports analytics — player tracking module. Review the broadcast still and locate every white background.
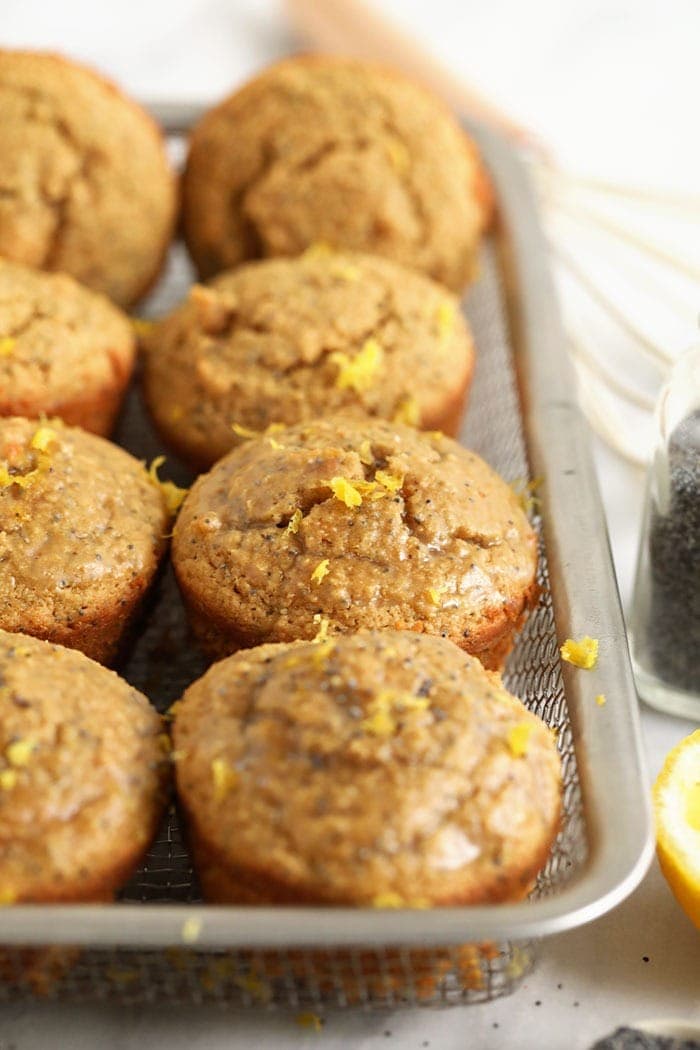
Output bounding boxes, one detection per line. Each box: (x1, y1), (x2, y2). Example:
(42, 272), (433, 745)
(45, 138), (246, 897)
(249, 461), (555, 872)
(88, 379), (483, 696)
(1, 2), (699, 1046)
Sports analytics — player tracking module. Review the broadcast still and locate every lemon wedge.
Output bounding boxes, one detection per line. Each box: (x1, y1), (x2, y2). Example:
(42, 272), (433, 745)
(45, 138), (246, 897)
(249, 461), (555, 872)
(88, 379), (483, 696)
(653, 728), (700, 929)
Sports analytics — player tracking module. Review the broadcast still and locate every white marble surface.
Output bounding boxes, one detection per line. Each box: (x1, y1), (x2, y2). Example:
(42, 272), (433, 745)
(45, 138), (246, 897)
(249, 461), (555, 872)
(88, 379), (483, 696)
(1, 2), (699, 1046)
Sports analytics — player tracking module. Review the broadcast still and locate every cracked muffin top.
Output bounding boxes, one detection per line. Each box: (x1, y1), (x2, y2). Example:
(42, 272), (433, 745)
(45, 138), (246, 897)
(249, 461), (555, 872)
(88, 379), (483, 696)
(0, 50), (176, 307)
(142, 250), (475, 469)
(0, 629), (168, 903)
(182, 56), (492, 290)
(0, 417), (169, 661)
(173, 630), (561, 905)
(0, 259), (135, 432)
(172, 416), (537, 666)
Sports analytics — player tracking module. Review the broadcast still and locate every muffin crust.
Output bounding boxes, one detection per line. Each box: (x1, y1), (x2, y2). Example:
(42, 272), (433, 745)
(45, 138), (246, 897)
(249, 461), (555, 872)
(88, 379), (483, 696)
(172, 416), (537, 668)
(183, 56), (492, 290)
(142, 252), (474, 469)
(0, 417), (170, 663)
(0, 630), (168, 903)
(0, 259), (135, 434)
(0, 50), (176, 306)
(173, 631), (561, 906)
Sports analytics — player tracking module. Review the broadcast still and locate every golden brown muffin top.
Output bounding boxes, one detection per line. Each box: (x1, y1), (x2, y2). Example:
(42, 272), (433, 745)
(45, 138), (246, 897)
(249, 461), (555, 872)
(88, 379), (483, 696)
(173, 416), (537, 649)
(0, 630), (168, 902)
(173, 631), (561, 905)
(183, 56), (490, 290)
(0, 259), (135, 417)
(0, 50), (176, 306)
(0, 417), (169, 638)
(143, 251), (473, 468)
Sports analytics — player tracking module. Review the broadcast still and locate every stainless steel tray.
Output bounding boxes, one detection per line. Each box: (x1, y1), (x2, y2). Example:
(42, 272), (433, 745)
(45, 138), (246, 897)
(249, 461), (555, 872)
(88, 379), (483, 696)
(0, 109), (654, 1009)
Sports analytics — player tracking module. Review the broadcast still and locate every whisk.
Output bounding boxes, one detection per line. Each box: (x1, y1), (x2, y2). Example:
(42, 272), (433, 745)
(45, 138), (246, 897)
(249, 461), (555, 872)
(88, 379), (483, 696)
(284, 0), (700, 465)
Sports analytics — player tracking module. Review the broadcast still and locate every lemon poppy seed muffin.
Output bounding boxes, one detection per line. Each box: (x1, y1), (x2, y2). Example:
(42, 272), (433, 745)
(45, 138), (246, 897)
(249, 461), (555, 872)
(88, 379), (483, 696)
(142, 252), (475, 470)
(0, 259), (135, 434)
(172, 416), (537, 669)
(0, 50), (176, 307)
(173, 631), (561, 906)
(0, 417), (171, 663)
(183, 56), (492, 290)
(0, 630), (168, 904)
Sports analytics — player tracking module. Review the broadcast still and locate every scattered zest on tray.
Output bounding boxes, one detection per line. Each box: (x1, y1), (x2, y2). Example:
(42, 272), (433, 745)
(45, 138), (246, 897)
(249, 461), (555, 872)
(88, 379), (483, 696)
(560, 635), (599, 669)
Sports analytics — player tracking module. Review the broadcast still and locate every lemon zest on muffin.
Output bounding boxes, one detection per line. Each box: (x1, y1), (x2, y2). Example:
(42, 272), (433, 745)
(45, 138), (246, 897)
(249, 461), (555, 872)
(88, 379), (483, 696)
(296, 1012), (323, 1032)
(0, 337), (16, 357)
(147, 455), (189, 515)
(302, 241), (335, 261)
(312, 614), (330, 643)
(232, 422), (285, 447)
(330, 337), (384, 393)
(393, 396), (420, 426)
(361, 690), (430, 736)
(30, 425), (58, 452)
(560, 636), (599, 670)
(375, 469), (404, 493)
(428, 585), (445, 606)
(6, 739), (37, 767)
(385, 137), (410, 172)
(231, 422), (260, 439)
(132, 318), (155, 337)
(358, 439), (374, 466)
(436, 300), (456, 340)
(428, 430), (444, 441)
(331, 260), (360, 281)
(311, 559), (330, 585)
(507, 722), (533, 757)
(511, 476), (543, 515)
(181, 917), (202, 944)
(211, 758), (238, 800)
(0, 769), (17, 790)
(287, 508), (303, 534)
(329, 476), (363, 508)
(595, 693), (607, 707)
(0, 888), (16, 906)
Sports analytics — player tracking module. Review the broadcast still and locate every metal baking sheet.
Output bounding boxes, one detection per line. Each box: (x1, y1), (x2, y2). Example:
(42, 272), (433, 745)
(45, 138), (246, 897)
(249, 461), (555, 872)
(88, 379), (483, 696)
(0, 111), (653, 1007)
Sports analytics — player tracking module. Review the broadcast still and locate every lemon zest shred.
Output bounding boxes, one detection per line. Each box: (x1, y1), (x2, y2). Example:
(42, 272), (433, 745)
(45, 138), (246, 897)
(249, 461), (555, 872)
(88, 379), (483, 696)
(330, 338), (384, 393)
(361, 690), (430, 737)
(302, 242), (335, 261)
(231, 422), (260, 439)
(393, 396), (420, 426)
(311, 559), (330, 585)
(0, 888), (16, 906)
(147, 455), (189, 515)
(507, 722), (533, 757)
(287, 508), (303, 534)
(0, 770), (17, 790)
(312, 614), (330, 643)
(560, 636), (599, 670)
(375, 469), (404, 493)
(436, 300), (456, 340)
(6, 739), (36, 767)
(0, 337), (16, 357)
(329, 476), (363, 508)
(428, 586), (445, 607)
(358, 439), (373, 466)
(371, 892), (404, 908)
(595, 693), (607, 707)
(211, 758), (238, 801)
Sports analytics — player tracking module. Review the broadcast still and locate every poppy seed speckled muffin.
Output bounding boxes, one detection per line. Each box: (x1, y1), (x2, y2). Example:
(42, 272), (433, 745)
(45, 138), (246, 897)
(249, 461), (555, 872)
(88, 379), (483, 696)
(141, 251), (475, 470)
(172, 631), (561, 906)
(0, 417), (171, 663)
(0, 259), (135, 434)
(182, 57), (492, 290)
(172, 416), (537, 669)
(0, 50), (176, 307)
(0, 630), (168, 904)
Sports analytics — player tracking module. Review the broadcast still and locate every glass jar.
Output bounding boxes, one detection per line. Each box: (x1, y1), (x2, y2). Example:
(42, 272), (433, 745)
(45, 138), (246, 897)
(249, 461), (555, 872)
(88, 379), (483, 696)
(629, 345), (700, 718)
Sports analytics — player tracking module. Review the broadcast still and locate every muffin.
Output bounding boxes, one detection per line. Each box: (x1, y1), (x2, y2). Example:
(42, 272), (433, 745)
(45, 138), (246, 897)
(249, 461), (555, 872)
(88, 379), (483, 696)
(172, 416), (537, 669)
(182, 56), (492, 290)
(0, 259), (135, 434)
(142, 251), (475, 469)
(0, 417), (172, 663)
(172, 631), (561, 906)
(0, 629), (168, 904)
(0, 50), (176, 307)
